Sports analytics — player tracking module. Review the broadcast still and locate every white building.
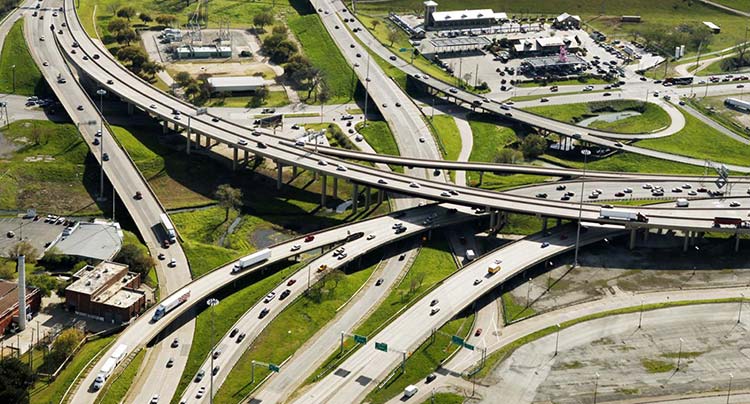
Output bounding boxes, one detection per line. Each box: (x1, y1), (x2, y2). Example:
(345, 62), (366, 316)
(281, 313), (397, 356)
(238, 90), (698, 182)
(206, 76), (269, 94)
(423, 1), (507, 31)
(553, 13), (581, 29)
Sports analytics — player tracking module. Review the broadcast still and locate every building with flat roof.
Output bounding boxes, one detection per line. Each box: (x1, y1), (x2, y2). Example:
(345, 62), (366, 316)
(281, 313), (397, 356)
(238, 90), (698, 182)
(513, 35), (581, 56)
(175, 45), (231, 59)
(703, 21), (720, 34)
(423, 1), (506, 31)
(206, 76), (269, 94)
(0, 280), (41, 335)
(53, 221), (123, 261)
(65, 262), (145, 324)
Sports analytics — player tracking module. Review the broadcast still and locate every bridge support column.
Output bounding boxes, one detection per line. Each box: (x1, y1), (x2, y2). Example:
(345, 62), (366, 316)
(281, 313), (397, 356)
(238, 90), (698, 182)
(542, 217), (548, 232)
(488, 211), (495, 230)
(377, 189), (384, 204)
(352, 183), (359, 213)
(643, 229), (649, 242)
(232, 147), (238, 171)
(293, 165), (298, 177)
(244, 150), (249, 165)
(365, 187), (371, 210)
(127, 102), (134, 115)
(321, 175), (327, 207)
(162, 120), (168, 134)
(185, 131), (191, 155)
(478, 171), (484, 186)
(735, 234), (741, 253)
(683, 231), (690, 252)
(276, 162), (283, 190)
(556, 217), (562, 227)
(629, 229), (637, 250)
(195, 133), (201, 147)
(332, 177), (338, 199)
(204, 135), (211, 148)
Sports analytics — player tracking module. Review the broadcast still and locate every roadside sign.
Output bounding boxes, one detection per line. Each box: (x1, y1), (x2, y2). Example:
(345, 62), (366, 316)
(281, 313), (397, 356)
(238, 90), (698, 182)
(464, 343), (475, 351)
(451, 336), (464, 346)
(715, 178), (727, 189)
(375, 342), (388, 352)
(269, 363), (280, 372)
(354, 334), (367, 344)
(399, 48), (407, 52)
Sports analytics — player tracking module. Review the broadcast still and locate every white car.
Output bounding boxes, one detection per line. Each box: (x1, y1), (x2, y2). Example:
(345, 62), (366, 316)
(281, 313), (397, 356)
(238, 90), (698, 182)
(263, 292), (276, 303)
(366, 234), (376, 240)
(196, 387), (206, 399)
(336, 164), (347, 172)
(642, 183), (653, 189)
(168, 258), (176, 268)
(238, 139), (248, 145)
(150, 395), (159, 403)
(623, 187), (633, 193)
(291, 244), (301, 251)
(440, 191), (451, 197)
(409, 182), (420, 188)
(318, 159), (328, 166)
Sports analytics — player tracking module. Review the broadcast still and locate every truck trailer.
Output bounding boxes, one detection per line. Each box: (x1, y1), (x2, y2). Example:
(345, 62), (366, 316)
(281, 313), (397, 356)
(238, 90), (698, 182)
(599, 208), (648, 222)
(152, 288), (191, 322)
(232, 248), (272, 273)
(110, 344), (128, 364)
(92, 357), (117, 390)
(160, 213), (177, 244)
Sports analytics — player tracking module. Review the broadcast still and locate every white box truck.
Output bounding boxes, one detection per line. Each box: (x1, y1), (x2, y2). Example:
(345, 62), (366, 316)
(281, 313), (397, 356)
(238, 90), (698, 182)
(404, 385), (418, 398)
(151, 288), (191, 322)
(465, 249), (476, 261)
(599, 208), (649, 222)
(110, 344), (127, 364)
(160, 213), (177, 244)
(232, 248), (272, 273)
(92, 357), (117, 390)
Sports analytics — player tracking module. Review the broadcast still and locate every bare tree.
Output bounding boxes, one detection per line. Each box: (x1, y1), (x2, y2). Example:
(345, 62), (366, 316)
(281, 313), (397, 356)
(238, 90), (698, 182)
(215, 184), (243, 221)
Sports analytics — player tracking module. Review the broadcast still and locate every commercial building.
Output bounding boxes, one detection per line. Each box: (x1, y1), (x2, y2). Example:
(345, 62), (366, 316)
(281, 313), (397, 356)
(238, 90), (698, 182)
(0, 280), (41, 335)
(206, 76), (269, 94)
(423, 1), (507, 31)
(553, 13), (581, 29)
(725, 98), (750, 112)
(65, 262), (145, 324)
(512, 35), (582, 56)
(520, 54), (588, 75)
(175, 45), (231, 59)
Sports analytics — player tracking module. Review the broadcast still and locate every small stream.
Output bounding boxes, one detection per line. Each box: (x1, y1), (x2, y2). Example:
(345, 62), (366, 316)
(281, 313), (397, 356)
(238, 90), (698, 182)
(578, 111), (641, 127)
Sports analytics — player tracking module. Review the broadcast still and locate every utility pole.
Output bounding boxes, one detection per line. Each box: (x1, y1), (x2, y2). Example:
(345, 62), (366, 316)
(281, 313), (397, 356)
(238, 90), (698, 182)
(11, 65), (16, 93)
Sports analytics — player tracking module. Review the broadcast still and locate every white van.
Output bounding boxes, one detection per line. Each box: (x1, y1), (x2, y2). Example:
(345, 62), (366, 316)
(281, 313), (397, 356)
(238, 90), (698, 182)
(676, 198), (689, 207)
(404, 385), (418, 398)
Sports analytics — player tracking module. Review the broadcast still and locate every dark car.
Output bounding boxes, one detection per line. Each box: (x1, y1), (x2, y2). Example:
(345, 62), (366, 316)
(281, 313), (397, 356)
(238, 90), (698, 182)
(195, 369), (205, 382)
(236, 333), (246, 343)
(375, 278), (384, 286)
(259, 307), (270, 319)
(134, 191), (142, 200)
(230, 328), (239, 338)
(426, 374), (437, 383)
(279, 289), (291, 300)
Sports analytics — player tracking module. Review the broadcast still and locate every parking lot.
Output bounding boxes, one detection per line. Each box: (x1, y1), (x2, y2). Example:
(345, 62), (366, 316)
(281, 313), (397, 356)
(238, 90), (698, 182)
(0, 216), (66, 258)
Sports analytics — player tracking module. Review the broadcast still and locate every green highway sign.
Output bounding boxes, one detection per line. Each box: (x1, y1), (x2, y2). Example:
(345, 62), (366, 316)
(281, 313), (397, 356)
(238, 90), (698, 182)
(451, 336), (465, 346)
(375, 342), (388, 352)
(354, 334), (367, 344)
(269, 363), (280, 372)
(464, 343), (475, 351)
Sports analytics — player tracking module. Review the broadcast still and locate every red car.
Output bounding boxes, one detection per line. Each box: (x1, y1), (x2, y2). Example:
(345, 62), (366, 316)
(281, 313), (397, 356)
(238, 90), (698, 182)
(134, 191), (143, 200)
(304, 235), (315, 242)
(475, 328), (483, 337)
(287, 279), (297, 286)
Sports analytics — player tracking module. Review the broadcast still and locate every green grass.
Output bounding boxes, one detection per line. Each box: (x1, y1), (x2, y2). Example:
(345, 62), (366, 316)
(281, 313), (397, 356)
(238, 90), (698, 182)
(365, 312), (475, 404)
(541, 152), (707, 175)
(661, 351), (704, 359)
(510, 89), (615, 102)
(524, 100), (671, 134)
(637, 108), (750, 166)
(97, 348), (145, 404)
(687, 97), (750, 140)
(30, 336), (115, 404)
(288, 7), (356, 104)
(0, 120), (103, 215)
(172, 260), (302, 402)
(711, 0), (750, 12)
(417, 393), (465, 404)
(502, 213), (546, 236)
(212, 258), (378, 403)
(205, 91), (290, 108)
(356, 120), (402, 172)
(641, 358), (675, 373)
(0, 20), (43, 95)
(431, 115), (461, 161)
(472, 297), (748, 380)
(502, 292), (537, 324)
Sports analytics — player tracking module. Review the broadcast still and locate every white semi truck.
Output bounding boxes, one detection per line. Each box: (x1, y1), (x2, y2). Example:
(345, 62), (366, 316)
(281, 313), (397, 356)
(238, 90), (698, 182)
(599, 208), (648, 222)
(91, 344), (128, 391)
(152, 288), (191, 322)
(232, 249), (272, 273)
(160, 213), (177, 244)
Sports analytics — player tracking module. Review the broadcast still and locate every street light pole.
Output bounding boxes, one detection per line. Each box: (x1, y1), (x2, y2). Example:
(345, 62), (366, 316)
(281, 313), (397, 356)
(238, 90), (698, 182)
(738, 294), (744, 324)
(573, 149), (591, 267)
(207, 298), (220, 404)
(363, 53), (370, 128)
(593, 372), (600, 404)
(638, 298), (644, 329)
(554, 323), (560, 356)
(727, 373), (734, 404)
(96, 89), (107, 201)
(676, 337), (684, 370)
(11, 65), (16, 93)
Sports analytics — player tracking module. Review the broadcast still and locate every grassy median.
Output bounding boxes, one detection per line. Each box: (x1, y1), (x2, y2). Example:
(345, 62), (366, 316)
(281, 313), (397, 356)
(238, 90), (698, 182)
(0, 20), (43, 95)
(524, 100), (671, 134)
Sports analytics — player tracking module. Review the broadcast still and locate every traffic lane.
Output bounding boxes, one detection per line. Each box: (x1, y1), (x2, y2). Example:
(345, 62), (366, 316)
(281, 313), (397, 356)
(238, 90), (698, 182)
(180, 210), (471, 402)
(291, 226), (619, 404)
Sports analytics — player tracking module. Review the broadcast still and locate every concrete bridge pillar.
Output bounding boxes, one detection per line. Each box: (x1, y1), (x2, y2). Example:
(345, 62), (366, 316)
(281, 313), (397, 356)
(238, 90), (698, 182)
(127, 102), (134, 115)
(377, 189), (384, 204)
(683, 231), (690, 252)
(643, 229), (649, 242)
(293, 165), (298, 177)
(489, 210), (495, 230)
(321, 175), (327, 207)
(185, 131), (191, 154)
(365, 187), (371, 210)
(204, 135), (211, 148)
(478, 171), (484, 186)
(735, 234), (741, 253)
(232, 147), (238, 171)
(162, 120), (168, 134)
(542, 217), (548, 232)
(195, 133), (201, 147)
(352, 183), (359, 213)
(629, 228), (637, 250)
(276, 161), (283, 190)
(556, 217), (562, 227)
(243, 150), (249, 165)
(333, 177), (338, 199)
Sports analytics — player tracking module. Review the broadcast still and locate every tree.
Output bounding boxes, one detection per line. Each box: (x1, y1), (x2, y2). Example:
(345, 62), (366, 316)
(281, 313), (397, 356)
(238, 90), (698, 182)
(253, 11), (274, 31)
(520, 134), (547, 159)
(7, 241), (38, 263)
(494, 148), (523, 164)
(370, 20), (380, 30)
(174, 71), (193, 86)
(139, 12), (152, 24)
(316, 79), (331, 104)
(0, 358), (33, 404)
(215, 184), (243, 221)
(115, 27), (137, 45)
(27, 274), (59, 297)
(387, 29), (399, 47)
(155, 14), (177, 27)
(105, 1), (122, 16)
(116, 6), (136, 21)
(116, 46), (148, 73)
(46, 328), (84, 366)
(269, 40), (298, 63)
(114, 243), (154, 279)
(141, 61), (163, 77)
(271, 25), (287, 36)
(107, 18), (129, 34)
(248, 86), (268, 108)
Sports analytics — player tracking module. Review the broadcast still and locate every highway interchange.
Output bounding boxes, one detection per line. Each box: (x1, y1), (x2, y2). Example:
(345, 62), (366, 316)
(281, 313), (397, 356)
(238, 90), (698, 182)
(4, 0), (750, 402)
